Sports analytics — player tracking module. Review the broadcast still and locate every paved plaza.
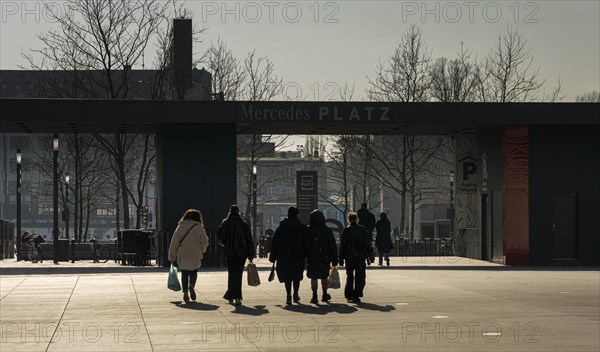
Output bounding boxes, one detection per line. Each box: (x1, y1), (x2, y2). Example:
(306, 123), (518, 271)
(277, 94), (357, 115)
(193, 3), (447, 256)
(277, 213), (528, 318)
(1, 257), (598, 352)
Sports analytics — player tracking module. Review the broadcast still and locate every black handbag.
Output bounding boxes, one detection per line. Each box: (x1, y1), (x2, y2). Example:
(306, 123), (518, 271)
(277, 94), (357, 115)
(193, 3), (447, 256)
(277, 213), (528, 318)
(268, 263), (276, 282)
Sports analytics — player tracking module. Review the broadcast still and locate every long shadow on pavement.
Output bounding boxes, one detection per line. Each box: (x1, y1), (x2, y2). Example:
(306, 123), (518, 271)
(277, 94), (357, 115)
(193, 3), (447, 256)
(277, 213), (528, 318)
(170, 301), (219, 311)
(355, 302), (396, 312)
(281, 302), (358, 315)
(231, 305), (270, 316)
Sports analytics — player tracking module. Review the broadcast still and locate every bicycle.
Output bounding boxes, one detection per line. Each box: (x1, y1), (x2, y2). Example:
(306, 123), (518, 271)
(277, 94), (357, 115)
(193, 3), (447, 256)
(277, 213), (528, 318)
(23, 236), (44, 263)
(90, 235), (111, 263)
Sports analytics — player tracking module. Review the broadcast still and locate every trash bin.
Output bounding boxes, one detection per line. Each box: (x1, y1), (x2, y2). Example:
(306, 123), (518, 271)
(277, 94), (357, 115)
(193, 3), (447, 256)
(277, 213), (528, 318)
(117, 230), (153, 266)
(57, 239), (70, 261)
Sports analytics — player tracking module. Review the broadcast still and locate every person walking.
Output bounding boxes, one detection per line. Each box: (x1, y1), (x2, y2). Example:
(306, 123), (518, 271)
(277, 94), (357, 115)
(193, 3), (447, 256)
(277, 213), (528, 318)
(305, 210), (338, 304)
(269, 206), (306, 305)
(217, 205), (255, 306)
(357, 202), (376, 241)
(375, 212), (393, 267)
(168, 209), (210, 303)
(339, 211), (374, 303)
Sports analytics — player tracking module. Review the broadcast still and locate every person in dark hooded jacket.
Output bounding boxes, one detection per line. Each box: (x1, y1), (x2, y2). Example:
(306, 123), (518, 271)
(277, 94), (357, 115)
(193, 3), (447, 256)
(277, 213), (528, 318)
(305, 209), (338, 304)
(375, 212), (393, 266)
(269, 206), (306, 305)
(339, 211), (373, 303)
(217, 205), (255, 306)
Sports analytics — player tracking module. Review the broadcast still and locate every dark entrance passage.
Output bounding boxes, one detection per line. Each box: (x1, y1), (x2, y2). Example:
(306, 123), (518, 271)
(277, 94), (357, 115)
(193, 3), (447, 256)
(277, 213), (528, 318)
(491, 191), (504, 262)
(552, 192), (578, 261)
(481, 194), (488, 261)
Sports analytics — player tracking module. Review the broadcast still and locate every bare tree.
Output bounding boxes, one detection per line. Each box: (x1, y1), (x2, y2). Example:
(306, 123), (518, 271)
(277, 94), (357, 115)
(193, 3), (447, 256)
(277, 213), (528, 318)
(338, 82), (357, 101)
(541, 77), (565, 102)
(23, 0), (170, 99)
(368, 136), (445, 238)
(320, 135), (355, 222)
(475, 26), (561, 102)
(242, 50), (284, 100)
(202, 38), (246, 100)
(575, 90), (600, 102)
(237, 135), (292, 224)
(22, 1), (194, 230)
(367, 24), (432, 102)
(351, 135), (380, 210)
(126, 135), (156, 229)
(29, 134), (109, 242)
(92, 134), (137, 229)
(429, 45), (479, 102)
(365, 25), (443, 237)
(64, 134), (109, 242)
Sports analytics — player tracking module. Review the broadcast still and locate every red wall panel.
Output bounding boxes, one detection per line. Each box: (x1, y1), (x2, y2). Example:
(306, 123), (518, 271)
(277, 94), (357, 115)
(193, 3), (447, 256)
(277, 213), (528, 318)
(504, 125), (529, 265)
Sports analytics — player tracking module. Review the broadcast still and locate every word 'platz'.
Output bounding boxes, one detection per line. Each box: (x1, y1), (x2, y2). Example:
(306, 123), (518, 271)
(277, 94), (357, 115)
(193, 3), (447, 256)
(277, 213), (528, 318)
(318, 106), (391, 122)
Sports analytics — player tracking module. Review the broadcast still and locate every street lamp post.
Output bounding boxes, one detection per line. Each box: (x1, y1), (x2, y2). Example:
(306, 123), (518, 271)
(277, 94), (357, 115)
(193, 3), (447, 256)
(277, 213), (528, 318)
(16, 149), (22, 261)
(449, 170), (455, 236)
(53, 134), (59, 264)
(252, 163), (258, 244)
(64, 173), (70, 239)
(64, 173), (76, 263)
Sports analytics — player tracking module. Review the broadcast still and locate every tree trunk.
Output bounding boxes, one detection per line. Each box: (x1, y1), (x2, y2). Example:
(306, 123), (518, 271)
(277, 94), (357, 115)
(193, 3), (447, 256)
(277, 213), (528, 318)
(74, 178), (79, 242)
(115, 182), (121, 234)
(84, 196), (91, 241)
(118, 151), (130, 229)
(135, 134), (152, 229)
(409, 188), (416, 238)
(245, 136), (257, 218)
(409, 137), (417, 238)
(400, 136), (408, 238)
(73, 134), (82, 243)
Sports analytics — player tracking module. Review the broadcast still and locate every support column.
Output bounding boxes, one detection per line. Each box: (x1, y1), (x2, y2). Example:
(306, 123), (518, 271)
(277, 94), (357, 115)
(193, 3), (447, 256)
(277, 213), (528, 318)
(503, 125), (529, 265)
(157, 124), (237, 266)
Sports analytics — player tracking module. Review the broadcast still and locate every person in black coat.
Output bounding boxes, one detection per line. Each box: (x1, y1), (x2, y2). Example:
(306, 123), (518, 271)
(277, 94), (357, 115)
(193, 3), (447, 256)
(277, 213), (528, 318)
(357, 203), (376, 237)
(269, 206), (306, 305)
(375, 212), (393, 266)
(305, 210), (339, 304)
(217, 205), (255, 306)
(339, 211), (374, 303)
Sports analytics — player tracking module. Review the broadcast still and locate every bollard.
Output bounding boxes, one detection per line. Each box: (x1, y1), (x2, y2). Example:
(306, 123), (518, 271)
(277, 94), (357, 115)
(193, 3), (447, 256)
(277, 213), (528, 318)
(16, 233), (21, 262)
(71, 238), (75, 263)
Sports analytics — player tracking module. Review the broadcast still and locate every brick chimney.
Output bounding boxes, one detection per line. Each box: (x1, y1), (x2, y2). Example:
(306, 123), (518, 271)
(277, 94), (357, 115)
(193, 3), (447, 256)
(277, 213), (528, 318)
(172, 18), (192, 100)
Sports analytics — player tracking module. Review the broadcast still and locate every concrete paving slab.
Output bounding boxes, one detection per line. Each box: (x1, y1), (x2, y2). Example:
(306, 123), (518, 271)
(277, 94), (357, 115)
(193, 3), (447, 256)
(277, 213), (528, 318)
(1, 257), (598, 351)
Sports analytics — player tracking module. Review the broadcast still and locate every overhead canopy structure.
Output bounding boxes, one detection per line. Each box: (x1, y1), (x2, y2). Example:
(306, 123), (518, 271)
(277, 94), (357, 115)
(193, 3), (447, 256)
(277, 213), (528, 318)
(1, 98), (599, 266)
(1, 99), (597, 134)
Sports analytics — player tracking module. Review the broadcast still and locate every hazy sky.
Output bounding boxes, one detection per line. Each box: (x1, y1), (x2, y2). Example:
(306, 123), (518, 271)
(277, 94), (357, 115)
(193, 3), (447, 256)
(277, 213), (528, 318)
(1, 0), (598, 101)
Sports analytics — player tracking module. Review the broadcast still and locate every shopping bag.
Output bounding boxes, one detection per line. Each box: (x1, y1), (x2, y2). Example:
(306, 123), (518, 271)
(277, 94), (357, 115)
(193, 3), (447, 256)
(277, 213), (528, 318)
(247, 263), (261, 286)
(167, 263), (181, 291)
(328, 267), (341, 289)
(268, 264), (276, 282)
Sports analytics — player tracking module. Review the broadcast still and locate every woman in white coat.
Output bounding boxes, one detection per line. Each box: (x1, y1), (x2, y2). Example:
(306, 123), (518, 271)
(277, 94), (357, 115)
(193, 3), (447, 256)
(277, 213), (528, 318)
(168, 209), (209, 302)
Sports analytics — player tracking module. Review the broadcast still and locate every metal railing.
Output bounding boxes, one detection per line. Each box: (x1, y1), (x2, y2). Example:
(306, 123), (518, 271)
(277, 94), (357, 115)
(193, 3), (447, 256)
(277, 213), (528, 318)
(384, 237), (455, 257)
